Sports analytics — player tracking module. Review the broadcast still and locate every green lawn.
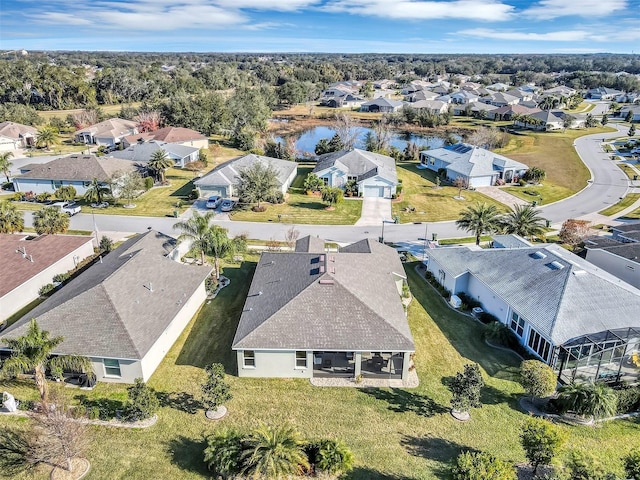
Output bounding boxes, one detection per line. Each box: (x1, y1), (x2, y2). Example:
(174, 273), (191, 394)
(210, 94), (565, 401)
(502, 183), (575, 206)
(622, 206), (640, 220)
(1, 261), (638, 479)
(392, 162), (507, 223)
(599, 193), (640, 216)
(230, 166), (363, 225)
(617, 163), (639, 180)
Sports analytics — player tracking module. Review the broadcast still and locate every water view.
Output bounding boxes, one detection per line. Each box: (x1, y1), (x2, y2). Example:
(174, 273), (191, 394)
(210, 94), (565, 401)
(275, 125), (448, 156)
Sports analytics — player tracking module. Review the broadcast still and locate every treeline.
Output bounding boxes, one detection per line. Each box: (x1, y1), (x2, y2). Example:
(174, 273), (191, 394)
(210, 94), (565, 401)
(1, 53), (640, 112)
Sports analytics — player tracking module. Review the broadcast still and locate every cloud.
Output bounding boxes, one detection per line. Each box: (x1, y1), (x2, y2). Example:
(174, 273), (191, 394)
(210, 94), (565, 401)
(29, 12), (94, 26)
(214, 0), (320, 11)
(458, 28), (592, 41)
(522, 0), (628, 19)
(322, 0), (514, 21)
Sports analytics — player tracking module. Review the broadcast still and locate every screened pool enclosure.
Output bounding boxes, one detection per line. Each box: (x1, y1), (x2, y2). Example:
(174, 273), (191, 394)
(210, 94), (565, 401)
(554, 327), (640, 385)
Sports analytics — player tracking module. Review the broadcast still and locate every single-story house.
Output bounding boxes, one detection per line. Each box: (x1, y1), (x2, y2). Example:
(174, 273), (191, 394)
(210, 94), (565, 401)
(194, 154), (297, 198)
(360, 98), (404, 113)
(451, 101), (499, 117)
(587, 87), (623, 100)
(543, 86), (577, 98)
(74, 118), (138, 147)
(108, 140), (199, 168)
(584, 236), (640, 290)
(620, 106), (640, 122)
(313, 149), (398, 198)
(419, 143), (528, 187)
(405, 89), (440, 102)
(320, 88), (365, 108)
(407, 100), (450, 114)
(492, 104), (541, 121)
(514, 110), (584, 131)
(0, 122), (37, 153)
(481, 92), (520, 107)
(450, 90), (479, 105)
(0, 234), (94, 324)
(13, 154), (137, 195)
(232, 237), (415, 382)
(122, 126), (209, 150)
(1, 230), (213, 383)
(486, 83), (511, 92)
(426, 243), (640, 385)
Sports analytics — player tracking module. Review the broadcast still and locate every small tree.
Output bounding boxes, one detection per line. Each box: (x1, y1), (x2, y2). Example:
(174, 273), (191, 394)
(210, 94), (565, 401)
(308, 439), (355, 476)
(111, 170), (144, 207)
(0, 151), (13, 183)
(303, 173), (324, 193)
(626, 110), (634, 123)
(201, 363), (232, 417)
(451, 451), (516, 480)
(559, 219), (591, 251)
(32, 206), (70, 235)
(83, 177), (110, 205)
(148, 150), (174, 183)
(453, 176), (467, 198)
(321, 186), (343, 207)
(519, 360), (557, 401)
(204, 428), (245, 478)
(99, 235), (113, 253)
(36, 126), (60, 150)
(242, 424), (309, 479)
(0, 200), (24, 233)
(520, 418), (566, 474)
(601, 113), (609, 126)
(448, 363), (484, 417)
(235, 161), (281, 210)
(630, 124), (637, 137)
(123, 378), (159, 421)
(284, 226), (300, 250)
(54, 185), (77, 201)
(523, 166), (546, 184)
(624, 447), (640, 480)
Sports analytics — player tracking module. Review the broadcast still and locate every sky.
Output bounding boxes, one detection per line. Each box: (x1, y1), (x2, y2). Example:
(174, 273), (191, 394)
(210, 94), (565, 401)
(0, 0), (639, 53)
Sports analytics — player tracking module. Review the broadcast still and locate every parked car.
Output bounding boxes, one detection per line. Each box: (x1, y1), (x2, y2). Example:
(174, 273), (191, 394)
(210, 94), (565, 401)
(51, 201), (82, 216)
(205, 195), (222, 209)
(220, 199), (235, 212)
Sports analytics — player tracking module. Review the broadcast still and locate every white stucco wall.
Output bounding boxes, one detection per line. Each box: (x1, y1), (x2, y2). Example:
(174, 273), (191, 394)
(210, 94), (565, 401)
(139, 282), (208, 382)
(466, 275), (510, 323)
(585, 249), (640, 290)
(0, 239), (94, 323)
(282, 166), (298, 194)
(426, 257), (458, 294)
(236, 350), (314, 378)
(14, 178), (90, 195)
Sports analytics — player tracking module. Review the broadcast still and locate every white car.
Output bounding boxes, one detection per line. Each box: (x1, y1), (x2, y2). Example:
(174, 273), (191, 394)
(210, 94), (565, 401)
(205, 195), (222, 209)
(220, 199), (235, 212)
(51, 201), (81, 216)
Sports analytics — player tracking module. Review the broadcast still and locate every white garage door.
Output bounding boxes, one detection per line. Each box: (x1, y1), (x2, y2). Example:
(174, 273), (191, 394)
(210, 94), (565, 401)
(363, 186), (385, 197)
(202, 187), (227, 197)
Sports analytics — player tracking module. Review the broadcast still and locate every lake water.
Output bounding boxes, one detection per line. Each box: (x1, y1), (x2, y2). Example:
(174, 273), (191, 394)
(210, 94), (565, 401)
(275, 125), (447, 156)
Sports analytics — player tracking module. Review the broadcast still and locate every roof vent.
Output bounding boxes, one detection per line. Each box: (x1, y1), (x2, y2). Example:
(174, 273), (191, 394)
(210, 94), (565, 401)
(572, 270), (587, 276)
(548, 261), (565, 270)
(319, 279), (335, 285)
(532, 251), (547, 259)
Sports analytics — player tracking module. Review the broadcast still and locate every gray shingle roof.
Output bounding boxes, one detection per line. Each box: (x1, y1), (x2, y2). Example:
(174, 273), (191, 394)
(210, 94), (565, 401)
(491, 234), (533, 249)
(295, 235), (326, 253)
(16, 155), (136, 182)
(422, 143), (528, 178)
(2, 231), (212, 360)
(195, 154), (296, 189)
(108, 140), (198, 163)
(75, 118), (137, 139)
(313, 149), (398, 185)
(428, 244), (640, 345)
(232, 240), (414, 352)
(0, 121), (37, 140)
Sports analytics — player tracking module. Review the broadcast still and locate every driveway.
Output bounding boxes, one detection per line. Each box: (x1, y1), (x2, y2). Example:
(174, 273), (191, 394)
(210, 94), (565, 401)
(355, 197), (392, 226)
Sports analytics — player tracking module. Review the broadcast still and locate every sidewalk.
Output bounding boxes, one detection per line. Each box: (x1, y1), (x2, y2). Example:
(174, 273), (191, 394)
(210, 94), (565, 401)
(475, 186), (529, 208)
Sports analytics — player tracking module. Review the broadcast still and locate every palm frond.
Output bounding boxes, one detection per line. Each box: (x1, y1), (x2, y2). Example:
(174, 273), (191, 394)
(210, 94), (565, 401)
(0, 355), (35, 378)
(48, 355), (95, 381)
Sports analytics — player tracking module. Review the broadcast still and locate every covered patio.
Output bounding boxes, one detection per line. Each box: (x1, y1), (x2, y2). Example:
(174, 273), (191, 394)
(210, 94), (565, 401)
(554, 327), (640, 385)
(313, 351), (408, 380)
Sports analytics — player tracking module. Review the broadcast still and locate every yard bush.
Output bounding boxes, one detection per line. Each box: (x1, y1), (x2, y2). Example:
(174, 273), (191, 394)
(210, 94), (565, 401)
(306, 439), (355, 476)
(615, 386), (640, 414)
(144, 176), (154, 190)
(38, 283), (55, 296)
(624, 448), (640, 480)
(264, 190), (285, 204)
(478, 312), (500, 325)
(52, 272), (70, 283)
(457, 292), (481, 310)
(518, 179), (527, 187)
(123, 378), (159, 422)
(451, 451), (516, 480)
(484, 321), (514, 346)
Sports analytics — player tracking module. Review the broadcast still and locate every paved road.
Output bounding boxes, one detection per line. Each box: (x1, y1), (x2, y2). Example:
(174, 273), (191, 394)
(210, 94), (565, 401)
(21, 119), (634, 245)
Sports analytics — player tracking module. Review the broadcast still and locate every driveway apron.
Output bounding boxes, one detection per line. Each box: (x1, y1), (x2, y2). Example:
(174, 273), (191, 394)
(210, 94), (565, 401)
(355, 197), (392, 226)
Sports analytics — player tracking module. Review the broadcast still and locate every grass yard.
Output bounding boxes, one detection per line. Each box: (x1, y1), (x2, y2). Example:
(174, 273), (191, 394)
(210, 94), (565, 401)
(599, 193), (640, 216)
(1, 261), (638, 479)
(393, 162), (507, 223)
(230, 166), (363, 225)
(622, 206), (640, 220)
(617, 163), (639, 180)
(497, 128), (615, 205)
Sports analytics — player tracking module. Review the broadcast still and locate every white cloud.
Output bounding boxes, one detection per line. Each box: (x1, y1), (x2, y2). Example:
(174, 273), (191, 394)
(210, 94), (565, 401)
(30, 12), (94, 26)
(214, 0), (320, 11)
(459, 28), (592, 41)
(522, 0), (628, 19)
(322, 0), (514, 21)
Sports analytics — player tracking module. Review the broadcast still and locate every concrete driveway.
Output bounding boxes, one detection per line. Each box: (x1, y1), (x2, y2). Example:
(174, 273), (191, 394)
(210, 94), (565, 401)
(355, 197), (392, 226)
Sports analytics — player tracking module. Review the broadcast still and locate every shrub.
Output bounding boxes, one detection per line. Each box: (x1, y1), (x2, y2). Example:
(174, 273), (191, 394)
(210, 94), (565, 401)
(448, 363), (484, 414)
(615, 386), (640, 414)
(456, 292), (481, 310)
(484, 321), (514, 346)
(624, 448), (640, 480)
(520, 418), (566, 474)
(520, 360), (557, 400)
(123, 378), (159, 422)
(17, 400), (34, 411)
(38, 283), (55, 296)
(264, 190), (284, 204)
(306, 439), (355, 476)
(99, 236), (114, 253)
(396, 184), (403, 195)
(478, 312), (499, 325)
(203, 428), (245, 478)
(12, 192), (22, 201)
(189, 188), (199, 200)
(201, 363), (232, 413)
(52, 272), (70, 283)
(451, 451), (516, 480)
(88, 407), (100, 420)
(556, 382), (617, 419)
(518, 178), (527, 187)
(144, 176), (154, 190)
(565, 451), (610, 480)
(35, 192), (52, 202)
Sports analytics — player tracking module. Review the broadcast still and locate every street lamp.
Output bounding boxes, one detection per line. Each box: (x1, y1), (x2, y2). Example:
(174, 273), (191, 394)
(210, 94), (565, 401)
(422, 222), (428, 261)
(92, 208), (99, 248)
(380, 220), (387, 243)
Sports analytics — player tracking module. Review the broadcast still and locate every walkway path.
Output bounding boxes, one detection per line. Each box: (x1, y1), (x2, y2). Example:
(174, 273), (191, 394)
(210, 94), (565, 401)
(475, 186), (529, 208)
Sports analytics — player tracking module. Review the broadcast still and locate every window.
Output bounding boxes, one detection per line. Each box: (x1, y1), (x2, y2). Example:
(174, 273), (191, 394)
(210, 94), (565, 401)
(103, 359), (121, 377)
(347, 176), (357, 182)
(51, 180), (63, 190)
(510, 312), (525, 337)
(322, 177), (329, 186)
(243, 350), (255, 368)
(295, 351), (307, 369)
(527, 328), (552, 362)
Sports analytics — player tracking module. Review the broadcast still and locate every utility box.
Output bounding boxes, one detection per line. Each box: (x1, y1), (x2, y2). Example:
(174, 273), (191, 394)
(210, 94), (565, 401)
(449, 295), (462, 309)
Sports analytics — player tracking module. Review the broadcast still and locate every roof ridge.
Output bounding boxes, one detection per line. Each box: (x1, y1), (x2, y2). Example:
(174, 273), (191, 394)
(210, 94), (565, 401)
(96, 283), (142, 357)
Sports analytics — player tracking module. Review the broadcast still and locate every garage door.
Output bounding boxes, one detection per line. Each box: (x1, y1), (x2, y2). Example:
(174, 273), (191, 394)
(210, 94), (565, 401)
(363, 186), (385, 197)
(202, 187), (226, 197)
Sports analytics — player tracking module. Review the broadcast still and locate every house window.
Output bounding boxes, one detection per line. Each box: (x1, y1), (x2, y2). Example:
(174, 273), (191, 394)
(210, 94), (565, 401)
(51, 180), (63, 190)
(527, 328), (551, 362)
(322, 177), (329, 186)
(103, 359), (121, 377)
(295, 351), (307, 369)
(347, 176), (357, 182)
(510, 312), (525, 337)
(429, 156), (435, 166)
(243, 350), (256, 368)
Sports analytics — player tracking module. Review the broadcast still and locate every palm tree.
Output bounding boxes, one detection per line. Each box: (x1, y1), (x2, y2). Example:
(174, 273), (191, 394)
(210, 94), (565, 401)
(209, 225), (245, 280)
(456, 203), (501, 245)
(556, 382), (617, 420)
(500, 204), (548, 240)
(241, 424), (309, 479)
(0, 151), (13, 183)
(312, 439), (355, 476)
(0, 319), (94, 406)
(83, 177), (110, 204)
(148, 150), (174, 184)
(33, 206), (70, 235)
(36, 126), (60, 150)
(173, 211), (215, 266)
(0, 201), (24, 233)
(204, 428), (244, 478)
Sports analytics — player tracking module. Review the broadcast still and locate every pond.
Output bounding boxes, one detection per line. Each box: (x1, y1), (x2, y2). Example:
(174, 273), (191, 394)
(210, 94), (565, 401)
(274, 125), (448, 157)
